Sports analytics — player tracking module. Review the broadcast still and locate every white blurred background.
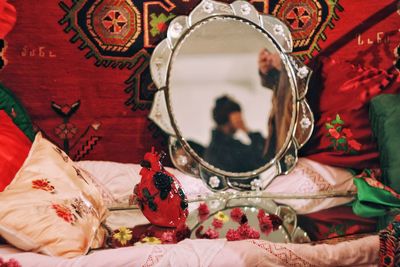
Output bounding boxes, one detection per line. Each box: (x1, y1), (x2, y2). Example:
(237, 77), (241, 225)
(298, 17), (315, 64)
(169, 19), (276, 147)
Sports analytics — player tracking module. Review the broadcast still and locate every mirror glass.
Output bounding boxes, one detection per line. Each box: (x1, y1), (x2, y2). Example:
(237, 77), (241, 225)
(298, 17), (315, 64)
(168, 18), (294, 175)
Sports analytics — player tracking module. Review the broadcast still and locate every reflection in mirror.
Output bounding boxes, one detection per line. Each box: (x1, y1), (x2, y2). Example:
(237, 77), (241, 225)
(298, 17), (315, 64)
(148, 0), (317, 244)
(169, 18), (294, 175)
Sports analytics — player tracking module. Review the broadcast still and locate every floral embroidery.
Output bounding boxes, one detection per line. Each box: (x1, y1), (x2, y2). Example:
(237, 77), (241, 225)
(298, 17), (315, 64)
(72, 166), (89, 185)
(325, 114), (362, 154)
(355, 169), (400, 199)
(52, 146), (69, 162)
(113, 227), (133, 246)
(71, 198), (94, 218)
(149, 13), (175, 37)
(32, 179), (55, 193)
(324, 222), (356, 238)
(52, 203), (76, 224)
(54, 122), (77, 140)
(51, 198), (92, 225)
(248, 240), (314, 266)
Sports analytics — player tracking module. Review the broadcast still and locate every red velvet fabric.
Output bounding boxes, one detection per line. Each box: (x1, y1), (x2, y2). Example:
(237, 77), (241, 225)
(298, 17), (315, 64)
(0, 0), (16, 38)
(302, 57), (399, 169)
(298, 205), (377, 241)
(0, 110), (31, 191)
(308, 1), (399, 70)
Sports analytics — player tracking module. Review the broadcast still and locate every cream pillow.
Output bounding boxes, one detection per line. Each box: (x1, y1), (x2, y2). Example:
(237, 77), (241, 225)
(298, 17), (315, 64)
(0, 133), (108, 258)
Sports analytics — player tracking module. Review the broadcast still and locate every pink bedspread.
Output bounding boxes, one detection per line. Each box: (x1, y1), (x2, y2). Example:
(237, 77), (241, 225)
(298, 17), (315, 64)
(0, 159), (376, 266)
(0, 235), (378, 266)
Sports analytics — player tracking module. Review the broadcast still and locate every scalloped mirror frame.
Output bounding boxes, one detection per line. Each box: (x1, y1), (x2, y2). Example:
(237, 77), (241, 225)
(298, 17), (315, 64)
(149, 0), (314, 191)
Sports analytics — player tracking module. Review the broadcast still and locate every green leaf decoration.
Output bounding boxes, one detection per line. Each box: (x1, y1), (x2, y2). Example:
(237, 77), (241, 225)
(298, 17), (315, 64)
(335, 114), (344, 125)
(325, 123), (334, 129)
(344, 144), (349, 151)
(180, 200), (188, 210)
(326, 114), (349, 151)
(178, 188), (185, 199)
(160, 190), (168, 200)
(349, 150), (358, 155)
(149, 13), (176, 37)
(364, 169), (372, 176)
(336, 228), (345, 236)
(148, 201), (157, 211)
(143, 188), (151, 198)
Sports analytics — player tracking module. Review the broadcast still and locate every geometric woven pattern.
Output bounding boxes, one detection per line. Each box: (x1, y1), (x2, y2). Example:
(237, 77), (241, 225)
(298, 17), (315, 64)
(1, 0), (396, 163)
(59, 0), (148, 69)
(59, 0), (340, 109)
(272, 0), (342, 59)
(58, 0), (181, 110)
(248, 240), (314, 266)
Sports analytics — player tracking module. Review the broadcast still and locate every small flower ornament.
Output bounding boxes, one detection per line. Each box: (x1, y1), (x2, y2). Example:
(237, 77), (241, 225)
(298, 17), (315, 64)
(325, 114), (362, 154)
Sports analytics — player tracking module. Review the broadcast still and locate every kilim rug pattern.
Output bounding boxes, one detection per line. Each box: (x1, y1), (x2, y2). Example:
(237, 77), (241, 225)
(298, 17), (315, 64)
(0, 0), (398, 162)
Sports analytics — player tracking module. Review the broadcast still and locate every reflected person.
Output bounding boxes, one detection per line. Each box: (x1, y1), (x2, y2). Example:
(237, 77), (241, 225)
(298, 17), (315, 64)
(203, 96), (267, 173)
(258, 49), (292, 158)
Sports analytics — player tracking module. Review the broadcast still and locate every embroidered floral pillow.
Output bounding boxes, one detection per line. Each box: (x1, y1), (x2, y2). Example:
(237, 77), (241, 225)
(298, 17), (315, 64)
(0, 133), (108, 258)
(302, 57), (399, 169)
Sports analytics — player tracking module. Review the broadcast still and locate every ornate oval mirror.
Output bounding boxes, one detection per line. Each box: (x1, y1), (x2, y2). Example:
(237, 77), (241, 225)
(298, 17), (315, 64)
(149, 0), (313, 192)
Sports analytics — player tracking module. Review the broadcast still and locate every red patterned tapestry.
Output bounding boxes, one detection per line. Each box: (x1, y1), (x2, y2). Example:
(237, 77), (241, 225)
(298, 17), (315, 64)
(0, 0), (398, 163)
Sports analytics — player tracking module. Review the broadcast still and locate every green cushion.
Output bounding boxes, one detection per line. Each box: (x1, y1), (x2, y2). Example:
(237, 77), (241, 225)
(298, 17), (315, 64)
(0, 83), (35, 141)
(369, 94), (400, 193)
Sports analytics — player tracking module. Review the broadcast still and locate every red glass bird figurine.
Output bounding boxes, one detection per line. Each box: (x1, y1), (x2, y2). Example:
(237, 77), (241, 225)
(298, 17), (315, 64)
(134, 148), (188, 227)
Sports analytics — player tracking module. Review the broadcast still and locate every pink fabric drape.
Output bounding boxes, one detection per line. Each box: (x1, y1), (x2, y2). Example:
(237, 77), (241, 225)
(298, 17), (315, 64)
(0, 236), (379, 266)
